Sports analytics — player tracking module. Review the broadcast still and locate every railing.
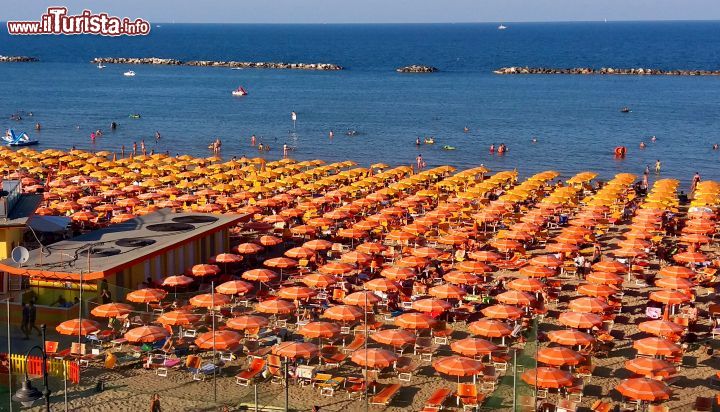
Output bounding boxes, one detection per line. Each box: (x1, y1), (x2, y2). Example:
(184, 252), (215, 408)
(2, 353), (79, 384)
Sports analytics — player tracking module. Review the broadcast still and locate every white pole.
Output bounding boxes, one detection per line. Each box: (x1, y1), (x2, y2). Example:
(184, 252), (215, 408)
(63, 361), (68, 412)
(7, 298), (12, 412)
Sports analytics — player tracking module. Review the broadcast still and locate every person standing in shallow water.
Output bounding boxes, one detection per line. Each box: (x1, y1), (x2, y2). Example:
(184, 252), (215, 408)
(691, 172), (701, 192)
(655, 160), (661, 174)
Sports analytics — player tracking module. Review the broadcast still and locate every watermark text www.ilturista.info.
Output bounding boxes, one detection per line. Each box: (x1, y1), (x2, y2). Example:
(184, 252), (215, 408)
(7, 7), (151, 36)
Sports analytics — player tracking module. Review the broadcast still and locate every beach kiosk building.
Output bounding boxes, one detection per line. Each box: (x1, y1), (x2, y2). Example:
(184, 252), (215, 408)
(0, 209), (245, 325)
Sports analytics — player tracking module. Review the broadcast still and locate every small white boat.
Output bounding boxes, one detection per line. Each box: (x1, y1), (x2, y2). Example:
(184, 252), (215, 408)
(97, 63), (106, 69)
(232, 86), (248, 96)
(123, 70), (136, 77)
(498, 24), (507, 30)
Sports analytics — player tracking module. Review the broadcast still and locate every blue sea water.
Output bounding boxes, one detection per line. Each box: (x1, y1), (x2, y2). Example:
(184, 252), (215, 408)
(1, 22), (720, 186)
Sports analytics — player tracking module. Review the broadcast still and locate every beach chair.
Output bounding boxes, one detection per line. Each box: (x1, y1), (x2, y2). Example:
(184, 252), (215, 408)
(432, 321), (453, 344)
(193, 362), (221, 381)
(318, 376), (345, 396)
(320, 346), (347, 368)
(312, 372), (333, 388)
(647, 405), (669, 412)
(414, 336), (439, 362)
(565, 378), (584, 402)
(295, 364), (315, 386)
(345, 376), (366, 399)
(518, 395), (536, 412)
(370, 383), (401, 406)
(45, 341), (59, 357)
(185, 355), (202, 376)
(590, 400), (612, 412)
(267, 354), (284, 384)
(235, 357), (266, 386)
(557, 399), (578, 412)
(692, 397), (713, 412)
(395, 356), (418, 382)
(456, 383), (485, 411)
(342, 333), (365, 354)
(423, 387), (451, 411)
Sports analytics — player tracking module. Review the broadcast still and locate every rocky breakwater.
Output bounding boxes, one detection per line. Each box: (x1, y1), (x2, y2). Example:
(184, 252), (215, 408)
(493, 66), (720, 76)
(0, 56), (38, 63)
(396, 65), (439, 73)
(93, 57), (182, 65)
(92, 57), (342, 70)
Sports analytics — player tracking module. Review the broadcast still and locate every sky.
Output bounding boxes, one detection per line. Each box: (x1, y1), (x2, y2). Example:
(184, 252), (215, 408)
(3, 0), (720, 23)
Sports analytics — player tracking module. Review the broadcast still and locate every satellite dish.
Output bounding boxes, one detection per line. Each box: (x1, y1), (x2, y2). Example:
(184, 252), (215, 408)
(11, 246), (29, 265)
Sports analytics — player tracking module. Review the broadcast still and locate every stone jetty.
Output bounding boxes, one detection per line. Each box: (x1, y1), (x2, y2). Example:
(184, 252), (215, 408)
(396, 65), (439, 73)
(0, 56), (38, 63)
(92, 57), (342, 70)
(493, 66), (720, 76)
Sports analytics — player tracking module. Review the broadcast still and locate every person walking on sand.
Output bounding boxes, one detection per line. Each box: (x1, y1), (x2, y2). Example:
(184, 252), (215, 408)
(149, 393), (161, 412)
(132, 142), (137, 156)
(655, 159), (661, 174)
(283, 144), (289, 158)
(416, 154), (423, 170)
(141, 139), (146, 155)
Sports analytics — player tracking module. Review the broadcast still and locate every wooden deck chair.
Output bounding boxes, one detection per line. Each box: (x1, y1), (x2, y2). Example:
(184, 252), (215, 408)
(312, 372), (333, 388)
(423, 388), (451, 411)
(236, 357), (266, 386)
(370, 383), (401, 406)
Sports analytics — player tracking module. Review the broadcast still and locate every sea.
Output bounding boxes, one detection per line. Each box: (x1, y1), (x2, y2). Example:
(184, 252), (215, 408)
(1, 21), (720, 187)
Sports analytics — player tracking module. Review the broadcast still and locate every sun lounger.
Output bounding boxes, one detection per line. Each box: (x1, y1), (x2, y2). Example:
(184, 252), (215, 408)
(236, 357), (266, 386)
(295, 364), (315, 386)
(193, 362), (221, 381)
(318, 376), (345, 396)
(320, 346), (348, 368)
(414, 336), (439, 362)
(312, 373), (333, 388)
(267, 354), (284, 384)
(370, 383), (401, 406)
(342, 333), (365, 354)
(343, 376), (365, 398)
(590, 400), (612, 412)
(692, 397), (713, 412)
(423, 387), (451, 411)
(45, 341), (59, 357)
(456, 383), (485, 411)
(156, 357), (182, 376)
(395, 356), (418, 382)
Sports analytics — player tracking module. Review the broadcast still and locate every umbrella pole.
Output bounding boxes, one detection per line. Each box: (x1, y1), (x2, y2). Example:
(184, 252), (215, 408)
(212, 280), (217, 403)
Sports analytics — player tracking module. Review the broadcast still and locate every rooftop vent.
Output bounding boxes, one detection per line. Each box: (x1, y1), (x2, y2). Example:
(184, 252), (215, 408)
(79, 247), (121, 258)
(115, 238), (157, 248)
(173, 215), (218, 224)
(146, 222), (195, 232)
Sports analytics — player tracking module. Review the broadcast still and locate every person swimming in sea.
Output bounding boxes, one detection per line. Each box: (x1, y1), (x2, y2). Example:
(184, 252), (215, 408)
(531, 137), (537, 143)
(416, 137), (421, 146)
(714, 144), (718, 150)
(651, 135), (657, 142)
(111, 121), (117, 130)
(34, 123), (41, 131)
(640, 142), (646, 149)
(489, 144), (495, 153)
(258, 143), (264, 151)
(463, 126), (469, 133)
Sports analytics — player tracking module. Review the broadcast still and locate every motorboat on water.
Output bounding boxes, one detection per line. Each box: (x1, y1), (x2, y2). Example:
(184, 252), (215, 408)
(232, 86), (248, 96)
(621, 107), (631, 113)
(129, 114), (141, 119)
(97, 63), (106, 69)
(3, 129), (38, 146)
(123, 70), (136, 77)
(498, 24), (507, 30)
